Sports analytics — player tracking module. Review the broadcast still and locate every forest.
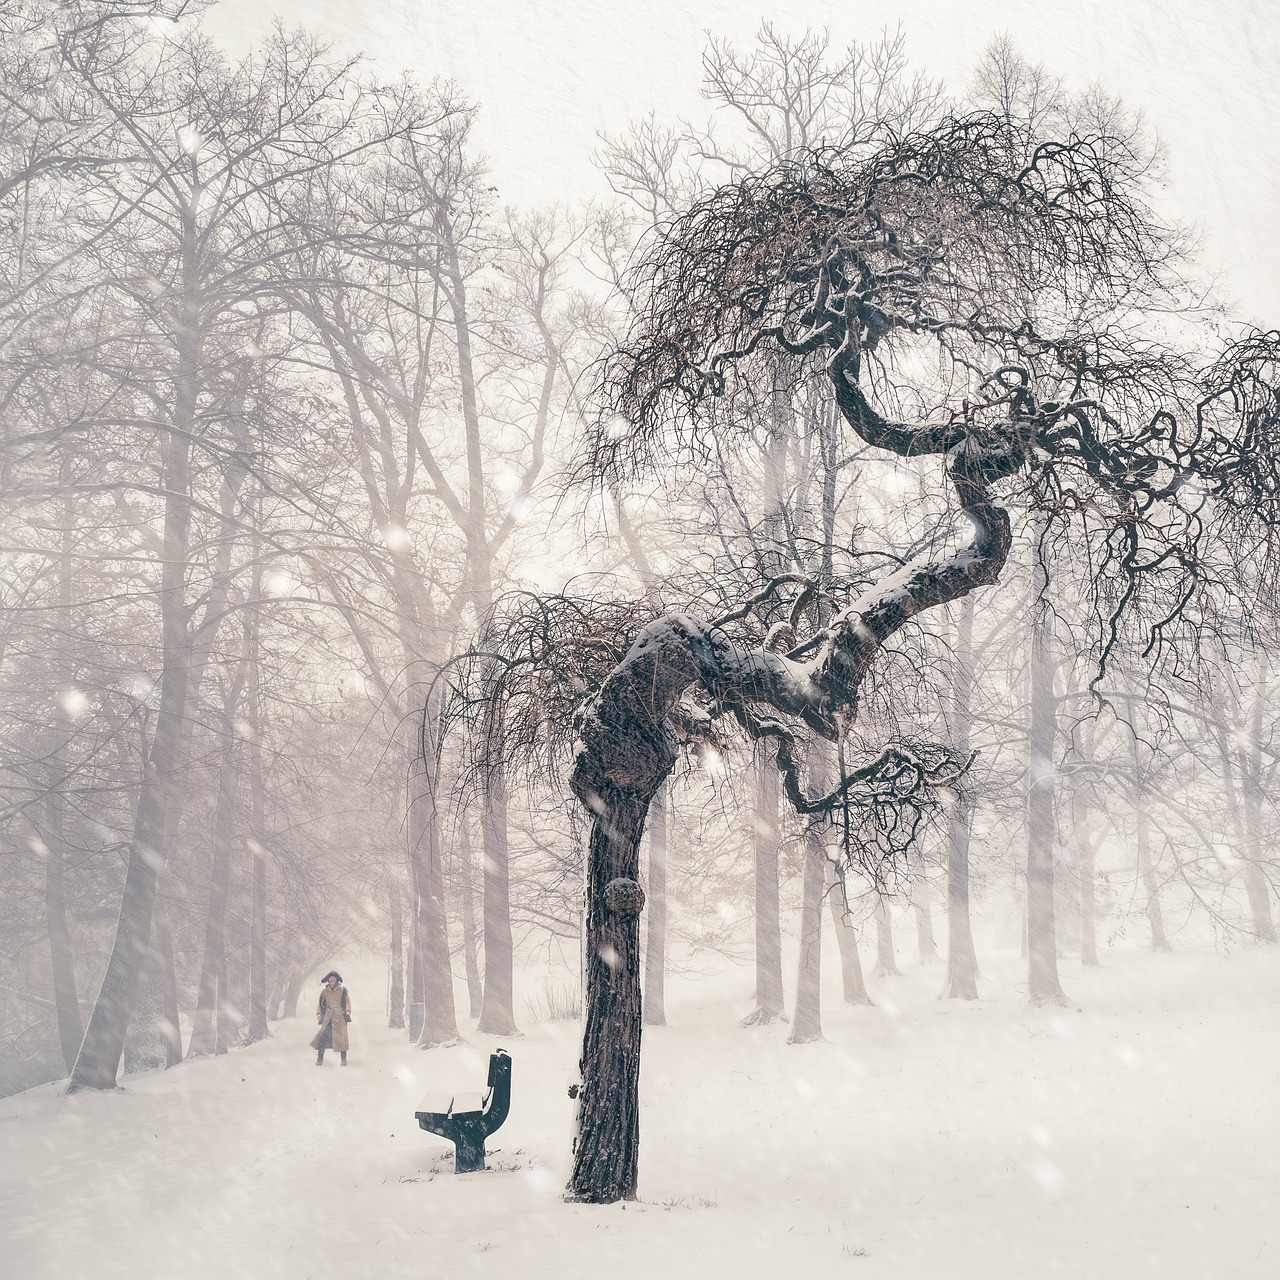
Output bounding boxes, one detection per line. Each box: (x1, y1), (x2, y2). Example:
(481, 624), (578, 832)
(2, 0), (1278, 1261)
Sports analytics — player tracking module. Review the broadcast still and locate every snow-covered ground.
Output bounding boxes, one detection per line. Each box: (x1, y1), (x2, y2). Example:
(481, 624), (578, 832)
(7, 943), (1278, 1279)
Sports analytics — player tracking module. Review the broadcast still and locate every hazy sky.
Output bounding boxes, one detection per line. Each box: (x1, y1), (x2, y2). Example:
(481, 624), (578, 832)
(210, 0), (1280, 326)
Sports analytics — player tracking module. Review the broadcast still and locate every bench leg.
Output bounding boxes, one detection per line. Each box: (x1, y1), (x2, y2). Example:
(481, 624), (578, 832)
(453, 1134), (486, 1173)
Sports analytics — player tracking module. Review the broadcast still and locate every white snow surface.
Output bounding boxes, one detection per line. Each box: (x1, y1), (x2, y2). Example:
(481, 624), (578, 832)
(6, 945), (1279, 1278)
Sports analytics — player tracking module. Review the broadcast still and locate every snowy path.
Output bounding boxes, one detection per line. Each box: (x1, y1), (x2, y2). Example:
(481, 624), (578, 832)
(5, 948), (1279, 1279)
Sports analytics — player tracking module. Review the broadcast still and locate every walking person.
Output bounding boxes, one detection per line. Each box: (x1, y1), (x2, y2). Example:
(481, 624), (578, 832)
(311, 970), (352, 1066)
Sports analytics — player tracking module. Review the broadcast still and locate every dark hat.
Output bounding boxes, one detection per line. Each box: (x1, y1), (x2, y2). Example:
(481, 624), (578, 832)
(321, 970), (343, 984)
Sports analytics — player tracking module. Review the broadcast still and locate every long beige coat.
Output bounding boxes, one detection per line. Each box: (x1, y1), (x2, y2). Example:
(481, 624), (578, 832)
(310, 984), (351, 1052)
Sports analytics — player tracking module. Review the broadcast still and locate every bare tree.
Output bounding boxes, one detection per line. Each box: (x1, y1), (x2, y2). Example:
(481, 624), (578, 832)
(537, 106), (1280, 1201)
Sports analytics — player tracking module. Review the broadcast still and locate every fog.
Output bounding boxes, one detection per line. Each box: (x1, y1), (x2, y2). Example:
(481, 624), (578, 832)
(2, 2), (1277, 1275)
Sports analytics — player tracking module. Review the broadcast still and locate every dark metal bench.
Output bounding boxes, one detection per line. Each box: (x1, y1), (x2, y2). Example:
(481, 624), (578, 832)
(415, 1049), (512, 1173)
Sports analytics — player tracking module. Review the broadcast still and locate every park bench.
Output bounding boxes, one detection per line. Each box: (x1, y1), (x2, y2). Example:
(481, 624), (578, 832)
(415, 1048), (512, 1173)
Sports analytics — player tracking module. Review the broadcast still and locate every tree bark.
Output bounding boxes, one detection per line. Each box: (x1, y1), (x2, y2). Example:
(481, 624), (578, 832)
(643, 779), (669, 1027)
(567, 785), (650, 1202)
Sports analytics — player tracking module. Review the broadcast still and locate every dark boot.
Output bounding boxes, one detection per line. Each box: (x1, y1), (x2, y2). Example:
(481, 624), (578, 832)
(316, 1050), (324, 1066)
(340, 1051), (347, 1066)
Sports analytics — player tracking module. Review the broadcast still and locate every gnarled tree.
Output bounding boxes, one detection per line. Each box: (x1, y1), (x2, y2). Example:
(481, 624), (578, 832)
(477, 111), (1280, 1203)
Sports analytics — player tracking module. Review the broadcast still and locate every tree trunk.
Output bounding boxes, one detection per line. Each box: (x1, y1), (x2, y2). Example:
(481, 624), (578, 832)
(409, 752), (458, 1048)
(1127, 732), (1170, 953)
(407, 891), (424, 1042)
(43, 794), (83, 1073)
(188, 753), (236, 1058)
(45, 492), (84, 1073)
(67, 205), (200, 1092)
(122, 885), (183, 1072)
(744, 742), (785, 1025)
(1074, 791), (1101, 968)
(1241, 660), (1278, 942)
(282, 951), (305, 1020)
(567, 785), (650, 1202)
(1134, 799), (1169, 953)
(1027, 587), (1069, 1006)
(477, 772), (517, 1035)
(456, 820), (483, 1020)
(1242, 788), (1278, 943)
(266, 967), (285, 1022)
(123, 790), (190, 1073)
(943, 796), (981, 997)
(788, 835), (825, 1044)
(826, 861), (872, 1004)
(388, 878), (406, 1029)
(942, 596), (981, 999)
(643, 779), (668, 1027)
(873, 898), (900, 977)
(912, 880), (939, 964)
(244, 631), (269, 1044)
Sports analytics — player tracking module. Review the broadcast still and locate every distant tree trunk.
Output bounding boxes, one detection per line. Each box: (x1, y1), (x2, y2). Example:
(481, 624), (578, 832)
(244, 620), (269, 1044)
(266, 968), (285, 1022)
(788, 836), (825, 1044)
(407, 885), (425, 1042)
(388, 878), (406, 1029)
(744, 742), (785, 1025)
(478, 772), (517, 1035)
(124, 788), (188, 1073)
(45, 494), (84, 1073)
(1073, 791), (1101, 967)
(456, 820), (483, 1020)
(43, 791), (83, 1073)
(281, 951), (305, 1020)
(189, 753), (237, 1058)
(244, 831), (269, 1043)
(826, 861), (872, 1004)
(1240, 660), (1278, 943)
(155, 904), (181, 1065)
(1027, 583), (1069, 1006)
(409, 753), (458, 1048)
(943, 799), (981, 997)
(1135, 813), (1169, 951)
(643, 779), (668, 1027)
(912, 880), (939, 964)
(444, 222), (520, 1039)
(872, 898), (900, 977)
(942, 597), (980, 999)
